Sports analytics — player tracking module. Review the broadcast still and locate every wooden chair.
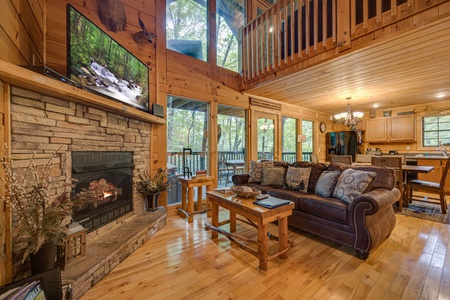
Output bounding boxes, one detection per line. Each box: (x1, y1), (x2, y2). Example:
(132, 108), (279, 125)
(372, 156), (404, 210)
(310, 153), (319, 163)
(329, 155), (352, 165)
(218, 154), (231, 185)
(406, 158), (450, 214)
(355, 154), (372, 163)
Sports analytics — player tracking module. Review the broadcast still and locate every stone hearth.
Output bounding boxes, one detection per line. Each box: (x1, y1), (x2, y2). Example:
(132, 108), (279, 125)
(62, 208), (167, 300)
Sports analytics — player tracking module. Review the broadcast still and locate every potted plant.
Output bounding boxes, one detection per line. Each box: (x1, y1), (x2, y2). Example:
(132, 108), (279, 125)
(0, 151), (97, 274)
(136, 168), (169, 211)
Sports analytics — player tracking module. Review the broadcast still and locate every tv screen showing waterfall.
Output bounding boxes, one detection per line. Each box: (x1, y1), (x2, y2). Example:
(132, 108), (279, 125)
(66, 5), (149, 112)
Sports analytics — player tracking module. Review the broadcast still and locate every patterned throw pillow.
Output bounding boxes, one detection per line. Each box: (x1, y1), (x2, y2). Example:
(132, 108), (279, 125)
(332, 169), (377, 203)
(315, 170), (341, 197)
(261, 167), (285, 187)
(285, 166), (311, 193)
(248, 161), (274, 183)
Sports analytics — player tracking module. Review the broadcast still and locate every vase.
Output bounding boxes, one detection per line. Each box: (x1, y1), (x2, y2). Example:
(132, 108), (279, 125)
(145, 193), (160, 211)
(29, 243), (57, 275)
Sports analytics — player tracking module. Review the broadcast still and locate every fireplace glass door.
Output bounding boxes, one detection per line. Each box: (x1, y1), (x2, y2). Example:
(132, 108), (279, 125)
(71, 151), (133, 232)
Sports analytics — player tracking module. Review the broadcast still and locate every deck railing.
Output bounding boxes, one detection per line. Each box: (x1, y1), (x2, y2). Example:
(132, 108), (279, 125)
(167, 151), (312, 174)
(241, 0), (434, 83)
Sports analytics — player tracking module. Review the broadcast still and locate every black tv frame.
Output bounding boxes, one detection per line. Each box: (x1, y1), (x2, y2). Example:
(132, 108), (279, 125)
(66, 4), (150, 113)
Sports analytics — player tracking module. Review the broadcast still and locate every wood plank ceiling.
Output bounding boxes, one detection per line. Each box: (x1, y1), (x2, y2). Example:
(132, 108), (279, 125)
(244, 16), (450, 116)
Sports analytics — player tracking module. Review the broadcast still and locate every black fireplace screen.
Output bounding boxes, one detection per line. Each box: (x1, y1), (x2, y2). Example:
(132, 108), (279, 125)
(71, 151), (133, 232)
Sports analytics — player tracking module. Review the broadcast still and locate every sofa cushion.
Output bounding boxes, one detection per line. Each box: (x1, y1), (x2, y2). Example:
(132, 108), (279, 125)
(332, 169), (377, 203)
(298, 195), (349, 224)
(315, 170), (341, 197)
(268, 188), (349, 224)
(285, 166), (311, 192)
(248, 160), (274, 183)
(291, 161), (328, 193)
(261, 167), (285, 187)
(326, 164), (395, 191)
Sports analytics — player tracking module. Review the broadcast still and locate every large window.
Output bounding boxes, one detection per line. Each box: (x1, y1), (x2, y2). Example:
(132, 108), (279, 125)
(282, 117), (297, 163)
(216, 0), (245, 72)
(166, 96), (209, 204)
(302, 120), (313, 160)
(423, 115), (450, 147)
(218, 105), (246, 186)
(166, 0), (208, 61)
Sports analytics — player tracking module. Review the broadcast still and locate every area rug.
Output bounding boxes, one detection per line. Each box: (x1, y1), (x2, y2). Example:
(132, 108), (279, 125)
(395, 201), (449, 224)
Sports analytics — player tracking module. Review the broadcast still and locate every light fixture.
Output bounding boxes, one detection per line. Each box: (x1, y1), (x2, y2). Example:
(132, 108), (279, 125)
(259, 123), (274, 131)
(334, 97), (364, 131)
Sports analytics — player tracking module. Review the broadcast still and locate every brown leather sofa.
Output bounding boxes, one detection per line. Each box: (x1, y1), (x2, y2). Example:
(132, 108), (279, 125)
(232, 161), (401, 259)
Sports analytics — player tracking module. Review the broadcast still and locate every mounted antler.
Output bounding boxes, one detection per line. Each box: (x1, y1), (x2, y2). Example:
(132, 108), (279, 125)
(133, 12), (157, 43)
(97, 0), (126, 32)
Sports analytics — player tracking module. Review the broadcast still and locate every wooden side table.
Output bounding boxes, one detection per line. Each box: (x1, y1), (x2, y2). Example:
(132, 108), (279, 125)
(177, 175), (214, 222)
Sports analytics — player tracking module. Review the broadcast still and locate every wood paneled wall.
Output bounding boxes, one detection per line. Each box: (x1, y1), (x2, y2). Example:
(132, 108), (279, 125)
(0, 0), (45, 65)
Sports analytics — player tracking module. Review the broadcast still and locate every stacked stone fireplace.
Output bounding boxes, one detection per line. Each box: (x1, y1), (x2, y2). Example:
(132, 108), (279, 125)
(9, 86), (165, 293)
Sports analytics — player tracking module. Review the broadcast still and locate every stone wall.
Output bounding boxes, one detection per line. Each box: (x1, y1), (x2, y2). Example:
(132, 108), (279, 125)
(9, 86), (153, 279)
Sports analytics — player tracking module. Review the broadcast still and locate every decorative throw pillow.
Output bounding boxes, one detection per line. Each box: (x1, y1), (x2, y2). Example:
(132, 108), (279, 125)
(315, 170), (341, 197)
(261, 167), (285, 187)
(248, 160), (274, 183)
(285, 166), (311, 193)
(332, 169), (377, 203)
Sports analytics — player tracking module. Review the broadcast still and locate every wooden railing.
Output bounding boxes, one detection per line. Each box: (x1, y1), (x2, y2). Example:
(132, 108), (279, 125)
(241, 0), (439, 83)
(167, 151), (311, 174)
(242, 0), (337, 82)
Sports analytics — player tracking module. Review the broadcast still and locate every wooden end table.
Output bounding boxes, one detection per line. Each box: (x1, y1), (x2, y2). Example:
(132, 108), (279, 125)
(205, 190), (294, 270)
(177, 175), (214, 222)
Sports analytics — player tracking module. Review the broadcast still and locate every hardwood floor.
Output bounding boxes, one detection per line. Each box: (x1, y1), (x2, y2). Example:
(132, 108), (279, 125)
(80, 209), (450, 300)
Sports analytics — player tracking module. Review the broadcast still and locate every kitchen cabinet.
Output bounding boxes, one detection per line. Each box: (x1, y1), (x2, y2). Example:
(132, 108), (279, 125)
(365, 118), (388, 142)
(417, 159), (450, 193)
(365, 115), (416, 143)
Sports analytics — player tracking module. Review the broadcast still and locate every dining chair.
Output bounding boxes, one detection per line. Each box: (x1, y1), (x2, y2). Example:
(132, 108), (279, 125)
(310, 153), (319, 163)
(406, 158), (450, 214)
(371, 156), (404, 210)
(329, 155), (352, 165)
(355, 154), (372, 163)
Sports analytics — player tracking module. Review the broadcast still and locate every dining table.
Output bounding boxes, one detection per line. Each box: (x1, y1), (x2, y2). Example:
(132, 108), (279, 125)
(225, 159), (245, 175)
(401, 164), (435, 208)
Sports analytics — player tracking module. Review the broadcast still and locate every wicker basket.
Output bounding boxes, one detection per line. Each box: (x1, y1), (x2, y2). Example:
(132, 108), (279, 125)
(230, 186), (261, 198)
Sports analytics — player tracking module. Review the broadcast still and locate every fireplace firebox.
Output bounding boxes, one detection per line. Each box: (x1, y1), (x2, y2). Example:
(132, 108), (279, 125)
(72, 151), (133, 232)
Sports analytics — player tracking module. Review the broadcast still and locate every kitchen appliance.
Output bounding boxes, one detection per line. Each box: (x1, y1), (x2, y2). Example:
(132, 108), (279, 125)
(389, 150), (398, 155)
(326, 131), (364, 162)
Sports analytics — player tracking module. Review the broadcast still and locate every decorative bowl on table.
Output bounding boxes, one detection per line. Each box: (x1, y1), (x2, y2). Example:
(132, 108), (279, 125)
(230, 186), (261, 198)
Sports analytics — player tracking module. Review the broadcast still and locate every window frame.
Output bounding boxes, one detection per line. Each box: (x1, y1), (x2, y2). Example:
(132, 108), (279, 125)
(422, 115), (450, 147)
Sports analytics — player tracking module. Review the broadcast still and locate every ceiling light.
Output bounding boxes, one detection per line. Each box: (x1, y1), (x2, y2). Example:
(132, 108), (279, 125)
(334, 97), (364, 131)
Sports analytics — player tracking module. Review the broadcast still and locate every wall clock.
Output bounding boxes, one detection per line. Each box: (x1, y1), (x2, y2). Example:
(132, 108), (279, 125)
(319, 122), (326, 133)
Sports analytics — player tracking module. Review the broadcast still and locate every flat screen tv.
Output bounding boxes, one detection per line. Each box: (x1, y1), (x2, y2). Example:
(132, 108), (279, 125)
(67, 4), (149, 112)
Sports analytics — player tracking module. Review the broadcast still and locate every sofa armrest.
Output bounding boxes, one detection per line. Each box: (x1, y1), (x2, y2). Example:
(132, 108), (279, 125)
(349, 188), (400, 216)
(348, 187), (400, 257)
(232, 173), (250, 185)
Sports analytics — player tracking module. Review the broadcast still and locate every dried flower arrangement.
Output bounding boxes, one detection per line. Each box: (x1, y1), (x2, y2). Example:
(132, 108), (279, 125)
(136, 168), (169, 195)
(0, 150), (98, 262)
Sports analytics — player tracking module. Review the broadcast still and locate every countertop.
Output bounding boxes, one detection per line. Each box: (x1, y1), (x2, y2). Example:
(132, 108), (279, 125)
(408, 155), (448, 160)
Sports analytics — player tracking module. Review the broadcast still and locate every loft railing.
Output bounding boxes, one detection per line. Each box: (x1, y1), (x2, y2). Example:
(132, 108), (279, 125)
(242, 0), (337, 82)
(241, 0), (436, 83)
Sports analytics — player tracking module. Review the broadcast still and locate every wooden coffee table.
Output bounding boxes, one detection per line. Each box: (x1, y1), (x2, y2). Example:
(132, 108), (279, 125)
(205, 190), (295, 270)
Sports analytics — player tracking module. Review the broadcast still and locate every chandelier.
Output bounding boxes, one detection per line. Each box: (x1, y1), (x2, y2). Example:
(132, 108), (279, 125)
(334, 97), (364, 131)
